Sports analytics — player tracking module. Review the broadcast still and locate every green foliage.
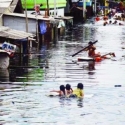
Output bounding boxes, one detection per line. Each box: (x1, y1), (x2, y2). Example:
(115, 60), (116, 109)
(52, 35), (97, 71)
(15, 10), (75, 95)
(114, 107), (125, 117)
(16, 68), (44, 82)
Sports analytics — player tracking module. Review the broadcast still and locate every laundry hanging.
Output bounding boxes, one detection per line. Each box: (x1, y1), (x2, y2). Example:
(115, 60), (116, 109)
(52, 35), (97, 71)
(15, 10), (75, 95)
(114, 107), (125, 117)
(39, 21), (47, 34)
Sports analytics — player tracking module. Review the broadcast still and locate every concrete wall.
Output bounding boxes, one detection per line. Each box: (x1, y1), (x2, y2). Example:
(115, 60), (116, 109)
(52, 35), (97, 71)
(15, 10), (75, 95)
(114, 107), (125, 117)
(3, 15), (37, 34)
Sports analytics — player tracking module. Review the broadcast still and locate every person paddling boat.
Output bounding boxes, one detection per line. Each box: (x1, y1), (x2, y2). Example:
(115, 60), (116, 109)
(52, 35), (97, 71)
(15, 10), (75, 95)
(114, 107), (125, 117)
(85, 41), (101, 57)
(85, 42), (116, 62)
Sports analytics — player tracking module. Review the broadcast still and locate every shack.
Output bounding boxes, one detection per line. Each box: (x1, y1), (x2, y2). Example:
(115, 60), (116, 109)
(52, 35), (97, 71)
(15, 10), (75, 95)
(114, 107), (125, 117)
(3, 13), (59, 49)
(0, 26), (35, 68)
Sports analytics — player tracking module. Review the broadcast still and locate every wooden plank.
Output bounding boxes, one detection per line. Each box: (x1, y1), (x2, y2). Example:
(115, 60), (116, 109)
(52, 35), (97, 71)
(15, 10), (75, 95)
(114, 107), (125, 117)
(55, 16), (73, 20)
(0, 26), (9, 31)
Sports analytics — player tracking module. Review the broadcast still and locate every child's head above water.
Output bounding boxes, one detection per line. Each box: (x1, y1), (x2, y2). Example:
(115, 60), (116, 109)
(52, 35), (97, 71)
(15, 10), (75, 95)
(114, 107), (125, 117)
(60, 85), (65, 91)
(77, 83), (84, 90)
(109, 20), (112, 24)
(66, 84), (71, 90)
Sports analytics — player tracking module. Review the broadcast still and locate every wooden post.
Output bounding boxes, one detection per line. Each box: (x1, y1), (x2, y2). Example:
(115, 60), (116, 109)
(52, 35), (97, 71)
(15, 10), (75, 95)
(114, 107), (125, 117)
(24, 0), (28, 32)
(36, 20), (39, 52)
(20, 41), (23, 65)
(54, 0), (57, 17)
(83, 0), (86, 18)
(47, 0), (49, 16)
(94, 0), (97, 16)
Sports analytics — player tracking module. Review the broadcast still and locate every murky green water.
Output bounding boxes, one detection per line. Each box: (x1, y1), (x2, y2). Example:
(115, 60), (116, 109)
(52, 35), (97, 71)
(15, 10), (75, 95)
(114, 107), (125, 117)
(0, 22), (125, 125)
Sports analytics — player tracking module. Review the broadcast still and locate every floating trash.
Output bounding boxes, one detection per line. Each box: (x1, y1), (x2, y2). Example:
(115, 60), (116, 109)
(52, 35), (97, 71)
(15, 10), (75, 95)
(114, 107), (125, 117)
(114, 85), (122, 87)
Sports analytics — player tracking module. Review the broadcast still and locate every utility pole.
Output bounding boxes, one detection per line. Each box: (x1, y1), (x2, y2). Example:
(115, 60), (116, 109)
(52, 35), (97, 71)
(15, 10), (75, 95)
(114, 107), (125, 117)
(34, 0), (39, 51)
(24, 0), (29, 67)
(94, 0), (96, 16)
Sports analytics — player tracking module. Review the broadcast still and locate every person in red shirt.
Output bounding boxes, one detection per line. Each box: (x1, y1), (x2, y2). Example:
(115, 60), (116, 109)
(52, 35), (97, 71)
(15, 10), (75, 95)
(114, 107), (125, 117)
(103, 16), (108, 20)
(86, 41), (101, 57)
(86, 42), (116, 62)
(95, 16), (100, 21)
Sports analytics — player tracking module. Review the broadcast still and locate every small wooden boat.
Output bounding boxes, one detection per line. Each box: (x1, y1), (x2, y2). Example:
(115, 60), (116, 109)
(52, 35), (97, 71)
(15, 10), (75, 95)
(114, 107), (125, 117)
(77, 57), (94, 61)
(77, 55), (114, 62)
(72, 56), (94, 63)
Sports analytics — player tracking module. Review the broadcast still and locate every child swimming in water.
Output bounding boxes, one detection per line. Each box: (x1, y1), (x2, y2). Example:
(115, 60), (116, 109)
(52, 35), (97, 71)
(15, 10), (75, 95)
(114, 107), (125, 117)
(50, 85), (66, 96)
(65, 84), (73, 97)
(69, 83), (84, 98)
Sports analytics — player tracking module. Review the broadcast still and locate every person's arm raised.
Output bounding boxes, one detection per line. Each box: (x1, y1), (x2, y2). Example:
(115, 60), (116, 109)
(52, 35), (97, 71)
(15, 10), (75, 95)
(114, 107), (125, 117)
(71, 40), (98, 57)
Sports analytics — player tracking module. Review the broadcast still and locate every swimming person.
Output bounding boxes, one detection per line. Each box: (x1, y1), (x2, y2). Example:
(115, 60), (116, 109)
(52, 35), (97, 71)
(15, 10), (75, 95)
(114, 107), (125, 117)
(65, 84), (73, 97)
(109, 20), (112, 24)
(70, 83), (84, 98)
(50, 85), (66, 96)
(113, 20), (117, 24)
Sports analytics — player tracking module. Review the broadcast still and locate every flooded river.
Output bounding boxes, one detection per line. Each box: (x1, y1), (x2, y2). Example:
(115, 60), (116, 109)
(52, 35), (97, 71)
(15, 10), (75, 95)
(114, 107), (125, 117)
(0, 22), (125, 125)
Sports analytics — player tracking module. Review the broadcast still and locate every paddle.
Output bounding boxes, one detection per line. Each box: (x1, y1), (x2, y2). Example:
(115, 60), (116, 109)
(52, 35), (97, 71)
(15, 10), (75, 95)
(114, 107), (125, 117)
(71, 40), (98, 57)
(94, 52), (116, 62)
(101, 52), (116, 58)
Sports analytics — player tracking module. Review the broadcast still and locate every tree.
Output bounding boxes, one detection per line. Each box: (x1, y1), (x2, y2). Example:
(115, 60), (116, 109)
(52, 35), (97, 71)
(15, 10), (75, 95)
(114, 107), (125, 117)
(46, 0), (49, 16)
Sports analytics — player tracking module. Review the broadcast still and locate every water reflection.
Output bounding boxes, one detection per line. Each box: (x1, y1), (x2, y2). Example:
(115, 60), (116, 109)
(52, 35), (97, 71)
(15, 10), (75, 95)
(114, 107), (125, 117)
(77, 98), (84, 107)
(0, 22), (125, 125)
(88, 61), (95, 71)
(59, 97), (84, 108)
(0, 69), (9, 82)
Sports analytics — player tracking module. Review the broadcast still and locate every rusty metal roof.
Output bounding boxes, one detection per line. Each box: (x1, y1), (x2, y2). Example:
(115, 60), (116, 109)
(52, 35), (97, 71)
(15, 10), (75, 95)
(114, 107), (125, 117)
(0, 26), (35, 40)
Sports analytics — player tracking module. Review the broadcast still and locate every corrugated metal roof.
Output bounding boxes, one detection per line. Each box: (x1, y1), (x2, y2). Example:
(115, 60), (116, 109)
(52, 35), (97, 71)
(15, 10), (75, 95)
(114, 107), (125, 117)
(0, 26), (35, 40)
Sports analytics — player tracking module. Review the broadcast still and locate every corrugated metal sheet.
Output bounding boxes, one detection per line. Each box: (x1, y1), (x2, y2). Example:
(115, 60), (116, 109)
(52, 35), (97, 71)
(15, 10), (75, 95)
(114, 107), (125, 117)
(0, 26), (35, 40)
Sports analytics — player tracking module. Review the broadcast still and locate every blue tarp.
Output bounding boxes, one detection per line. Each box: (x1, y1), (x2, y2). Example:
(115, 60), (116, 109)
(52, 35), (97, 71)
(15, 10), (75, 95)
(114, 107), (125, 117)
(39, 21), (47, 35)
(78, 2), (92, 7)
(98, 6), (109, 9)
